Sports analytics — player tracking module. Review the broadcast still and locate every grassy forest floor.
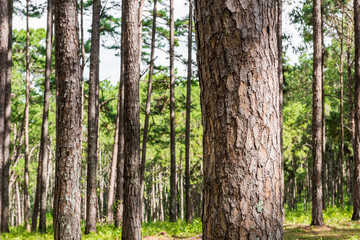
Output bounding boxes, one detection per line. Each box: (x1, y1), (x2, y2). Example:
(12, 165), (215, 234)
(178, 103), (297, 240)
(3, 205), (360, 239)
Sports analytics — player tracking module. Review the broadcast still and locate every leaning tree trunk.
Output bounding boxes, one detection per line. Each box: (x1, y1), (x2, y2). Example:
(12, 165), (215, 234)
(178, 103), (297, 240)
(53, 0), (82, 238)
(195, 0), (283, 238)
(24, 0), (31, 231)
(1, 0), (12, 233)
(0, 0), (9, 236)
(120, 0), (141, 238)
(311, 0), (324, 226)
(169, 0), (177, 223)
(38, 0), (53, 232)
(185, 0), (193, 224)
(85, 0), (101, 234)
(352, 0), (360, 220)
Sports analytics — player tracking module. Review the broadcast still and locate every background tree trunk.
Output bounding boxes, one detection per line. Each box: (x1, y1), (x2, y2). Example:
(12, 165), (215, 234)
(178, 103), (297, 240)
(195, 0), (283, 238)
(53, 0), (82, 238)
(39, 0), (53, 232)
(185, 0), (193, 224)
(23, 0), (31, 231)
(85, 0), (101, 234)
(169, 0), (177, 223)
(121, 0), (141, 238)
(311, 0), (324, 226)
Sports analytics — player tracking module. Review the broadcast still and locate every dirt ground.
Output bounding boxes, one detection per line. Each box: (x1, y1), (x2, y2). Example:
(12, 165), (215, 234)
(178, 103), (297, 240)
(143, 233), (202, 240)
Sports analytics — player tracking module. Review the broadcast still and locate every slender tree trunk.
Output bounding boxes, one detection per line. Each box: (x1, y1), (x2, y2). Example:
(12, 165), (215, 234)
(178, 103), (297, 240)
(347, 27), (354, 204)
(31, 154), (41, 231)
(0, 0), (9, 236)
(106, 102), (119, 223)
(169, 0), (177, 223)
(311, 0), (324, 226)
(339, 7), (345, 210)
(85, 0), (101, 233)
(121, 0), (141, 238)
(114, 49), (125, 228)
(23, 0), (31, 231)
(1, 0), (12, 232)
(180, 152), (184, 220)
(185, 0), (193, 224)
(53, 0), (82, 238)
(195, 0), (283, 238)
(352, 0), (360, 220)
(16, 182), (21, 226)
(39, 0), (53, 232)
(141, 0), (157, 205)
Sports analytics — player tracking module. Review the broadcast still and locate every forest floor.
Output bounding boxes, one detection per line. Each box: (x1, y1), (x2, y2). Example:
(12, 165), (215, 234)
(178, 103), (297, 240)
(3, 205), (360, 239)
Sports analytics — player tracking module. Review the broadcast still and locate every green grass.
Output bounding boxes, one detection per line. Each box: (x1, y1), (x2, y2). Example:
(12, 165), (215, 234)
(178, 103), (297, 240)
(3, 206), (360, 239)
(1, 217), (202, 240)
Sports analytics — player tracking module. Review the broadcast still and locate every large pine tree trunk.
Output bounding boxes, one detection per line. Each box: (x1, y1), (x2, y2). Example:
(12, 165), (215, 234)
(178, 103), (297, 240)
(195, 0), (283, 238)
(311, 0), (324, 226)
(85, 0), (101, 233)
(352, 0), (360, 220)
(39, 0), (53, 232)
(121, 0), (141, 238)
(53, 0), (82, 238)
(169, 0), (177, 223)
(0, 0), (9, 236)
(1, 0), (12, 233)
(185, 0), (193, 224)
(23, 0), (31, 231)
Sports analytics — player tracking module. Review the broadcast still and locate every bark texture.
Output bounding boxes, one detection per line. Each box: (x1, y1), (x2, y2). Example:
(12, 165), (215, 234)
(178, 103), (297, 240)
(39, 0), (53, 232)
(24, 0), (31, 231)
(0, 0), (9, 236)
(352, 0), (360, 220)
(85, 0), (101, 233)
(121, 0), (141, 238)
(311, 0), (324, 226)
(169, 0), (177, 223)
(1, 0), (11, 233)
(53, 0), (82, 238)
(195, 0), (283, 238)
(185, 0), (193, 224)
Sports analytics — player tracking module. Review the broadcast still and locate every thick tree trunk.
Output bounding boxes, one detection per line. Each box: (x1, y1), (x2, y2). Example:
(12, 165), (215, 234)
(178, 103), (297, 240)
(352, 0), (360, 220)
(185, 0), (193, 224)
(39, 0), (53, 232)
(169, 0), (177, 223)
(195, 0), (283, 238)
(53, 0), (82, 238)
(85, 0), (101, 234)
(106, 102), (119, 223)
(1, 0), (12, 233)
(311, 0), (324, 226)
(121, 0), (141, 238)
(23, 0), (31, 231)
(0, 0), (9, 236)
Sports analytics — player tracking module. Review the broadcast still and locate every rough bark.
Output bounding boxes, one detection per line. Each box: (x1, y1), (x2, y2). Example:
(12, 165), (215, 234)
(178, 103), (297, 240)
(195, 0), (283, 238)
(0, 0), (8, 236)
(53, 0), (82, 238)
(39, 0), (53, 232)
(85, 0), (101, 233)
(311, 0), (324, 226)
(185, 0), (193, 224)
(352, 0), (360, 220)
(121, 0), (141, 238)
(24, 0), (31, 231)
(169, 0), (177, 223)
(1, 0), (12, 233)
(106, 101), (119, 223)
